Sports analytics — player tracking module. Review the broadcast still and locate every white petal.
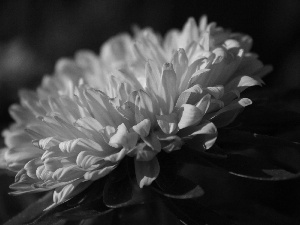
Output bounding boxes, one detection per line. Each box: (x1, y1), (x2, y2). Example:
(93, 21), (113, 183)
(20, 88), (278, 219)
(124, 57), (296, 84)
(181, 121), (217, 149)
(109, 124), (139, 150)
(132, 118), (151, 137)
(171, 48), (189, 86)
(45, 179), (89, 210)
(52, 165), (85, 182)
(175, 84), (203, 108)
(205, 85), (224, 99)
(84, 165), (116, 180)
(134, 90), (155, 123)
(135, 157), (160, 188)
(156, 113), (178, 134)
(3, 130), (32, 148)
(196, 94), (211, 114)
(5, 145), (43, 172)
(158, 63), (178, 114)
(225, 75), (263, 93)
(177, 104), (204, 129)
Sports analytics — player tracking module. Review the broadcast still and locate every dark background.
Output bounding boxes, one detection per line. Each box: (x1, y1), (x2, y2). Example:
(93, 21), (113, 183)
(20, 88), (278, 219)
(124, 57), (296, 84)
(0, 0), (300, 223)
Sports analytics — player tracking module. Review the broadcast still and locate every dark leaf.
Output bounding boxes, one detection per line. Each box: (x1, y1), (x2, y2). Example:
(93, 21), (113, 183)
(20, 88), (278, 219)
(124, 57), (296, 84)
(152, 185), (204, 199)
(232, 102), (300, 135)
(55, 203), (113, 220)
(208, 130), (300, 180)
(4, 192), (53, 225)
(218, 130), (300, 150)
(163, 198), (234, 225)
(27, 178), (108, 224)
(103, 158), (147, 208)
(216, 153), (300, 181)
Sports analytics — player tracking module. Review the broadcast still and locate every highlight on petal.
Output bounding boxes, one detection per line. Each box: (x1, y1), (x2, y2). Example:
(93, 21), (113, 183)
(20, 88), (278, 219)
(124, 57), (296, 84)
(109, 123), (139, 150)
(132, 118), (151, 137)
(225, 75), (264, 93)
(180, 121), (218, 150)
(156, 113), (178, 134)
(177, 104), (204, 129)
(135, 157), (160, 188)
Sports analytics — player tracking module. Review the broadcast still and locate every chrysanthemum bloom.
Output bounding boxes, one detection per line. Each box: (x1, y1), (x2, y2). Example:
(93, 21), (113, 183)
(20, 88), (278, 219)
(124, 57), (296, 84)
(0, 16), (271, 210)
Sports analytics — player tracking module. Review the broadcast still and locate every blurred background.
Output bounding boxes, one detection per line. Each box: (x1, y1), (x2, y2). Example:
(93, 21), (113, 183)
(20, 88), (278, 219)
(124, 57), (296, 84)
(0, 0), (300, 223)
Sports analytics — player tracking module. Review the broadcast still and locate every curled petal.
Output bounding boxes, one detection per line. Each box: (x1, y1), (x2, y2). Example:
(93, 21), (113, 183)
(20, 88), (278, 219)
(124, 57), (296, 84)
(134, 91), (155, 123)
(5, 145), (43, 172)
(132, 118), (151, 137)
(142, 132), (161, 152)
(177, 104), (204, 129)
(171, 48), (189, 85)
(129, 143), (157, 161)
(196, 94), (211, 114)
(45, 179), (90, 211)
(225, 75), (264, 93)
(156, 113), (178, 134)
(109, 124), (139, 150)
(205, 85), (224, 99)
(135, 157), (160, 188)
(3, 130), (32, 148)
(176, 84), (203, 108)
(181, 121), (218, 149)
(159, 63), (178, 114)
(84, 165), (116, 180)
(52, 165), (85, 182)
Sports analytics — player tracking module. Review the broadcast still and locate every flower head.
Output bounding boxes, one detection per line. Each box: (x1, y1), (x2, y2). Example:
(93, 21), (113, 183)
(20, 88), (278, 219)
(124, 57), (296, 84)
(1, 16), (271, 210)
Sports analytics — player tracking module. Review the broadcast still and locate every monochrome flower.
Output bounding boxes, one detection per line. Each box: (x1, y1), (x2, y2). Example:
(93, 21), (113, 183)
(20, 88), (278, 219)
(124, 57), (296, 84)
(0, 16), (271, 210)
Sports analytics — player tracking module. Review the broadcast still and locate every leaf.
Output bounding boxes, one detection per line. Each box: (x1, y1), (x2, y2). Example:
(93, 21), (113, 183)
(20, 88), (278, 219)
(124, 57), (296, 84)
(214, 153), (300, 181)
(103, 158), (146, 208)
(212, 130), (300, 180)
(153, 185), (204, 200)
(4, 193), (54, 225)
(163, 198), (233, 225)
(103, 171), (134, 208)
(218, 130), (300, 150)
(26, 178), (108, 224)
(156, 151), (225, 196)
(54, 201), (113, 220)
(233, 102), (300, 135)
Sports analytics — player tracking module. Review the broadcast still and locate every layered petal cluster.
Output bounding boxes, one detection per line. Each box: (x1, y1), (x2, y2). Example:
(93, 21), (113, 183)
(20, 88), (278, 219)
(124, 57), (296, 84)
(1, 16), (271, 210)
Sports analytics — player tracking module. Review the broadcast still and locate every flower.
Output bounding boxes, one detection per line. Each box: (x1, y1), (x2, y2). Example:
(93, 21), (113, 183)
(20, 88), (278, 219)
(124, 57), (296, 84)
(1, 16), (271, 210)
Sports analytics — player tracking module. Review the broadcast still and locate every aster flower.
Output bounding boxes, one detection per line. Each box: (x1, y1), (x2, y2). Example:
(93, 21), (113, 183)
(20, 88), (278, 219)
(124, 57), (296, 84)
(0, 16), (273, 215)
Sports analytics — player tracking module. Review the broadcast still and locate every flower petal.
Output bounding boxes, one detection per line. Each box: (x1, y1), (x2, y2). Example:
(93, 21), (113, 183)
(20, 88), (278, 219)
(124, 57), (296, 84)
(45, 179), (90, 210)
(5, 145), (43, 172)
(225, 75), (264, 93)
(135, 157), (160, 188)
(109, 124), (139, 150)
(171, 48), (189, 87)
(209, 98), (252, 127)
(132, 118), (151, 137)
(181, 121), (217, 149)
(177, 104), (204, 129)
(156, 113), (178, 134)
(196, 94), (211, 114)
(158, 63), (177, 114)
